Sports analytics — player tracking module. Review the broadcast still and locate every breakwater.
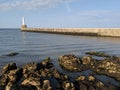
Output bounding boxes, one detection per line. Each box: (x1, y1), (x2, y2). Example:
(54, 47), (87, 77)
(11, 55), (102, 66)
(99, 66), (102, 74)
(21, 27), (120, 37)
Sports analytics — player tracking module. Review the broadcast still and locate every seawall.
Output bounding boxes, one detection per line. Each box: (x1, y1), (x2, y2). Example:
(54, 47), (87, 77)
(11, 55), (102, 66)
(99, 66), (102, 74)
(21, 27), (120, 37)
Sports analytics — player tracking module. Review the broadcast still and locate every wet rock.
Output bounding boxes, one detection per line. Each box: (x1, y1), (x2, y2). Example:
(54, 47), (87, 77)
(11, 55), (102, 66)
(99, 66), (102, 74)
(5, 81), (16, 90)
(40, 68), (52, 77)
(21, 77), (41, 90)
(62, 81), (75, 90)
(0, 68), (22, 89)
(52, 69), (61, 79)
(42, 80), (52, 90)
(75, 76), (86, 81)
(7, 68), (23, 83)
(22, 62), (40, 78)
(81, 56), (93, 65)
(79, 83), (87, 90)
(19, 85), (37, 90)
(96, 81), (104, 88)
(23, 62), (38, 71)
(41, 57), (50, 66)
(6, 52), (19, 57)
(41, 57), (54, 69)
(23, 69), (40, 78)
(59, 54), (82, 72)
(85, 51), (110, 57)
(92, 59), (120, 81)
(2, 63), (17, 74)
(88, 76), (95, 82)
(74, 75), (118, 90)
(0, 56), (120, 90)
(0, 74), (8, 86)
(88, 86), (95, 90)
(52, 69), (69, 81)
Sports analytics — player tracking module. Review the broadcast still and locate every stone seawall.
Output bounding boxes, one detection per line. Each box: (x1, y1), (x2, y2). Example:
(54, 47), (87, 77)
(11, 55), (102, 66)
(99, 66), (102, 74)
(21, 28), (120, 37)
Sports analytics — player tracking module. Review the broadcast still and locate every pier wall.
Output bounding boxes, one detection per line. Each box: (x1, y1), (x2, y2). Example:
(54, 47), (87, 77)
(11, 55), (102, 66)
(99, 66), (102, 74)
(21, 28), (120, 37)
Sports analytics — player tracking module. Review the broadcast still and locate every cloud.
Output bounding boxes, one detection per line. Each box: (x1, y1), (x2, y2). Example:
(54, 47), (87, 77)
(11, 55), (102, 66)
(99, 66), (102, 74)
(0, 0), (73, 10)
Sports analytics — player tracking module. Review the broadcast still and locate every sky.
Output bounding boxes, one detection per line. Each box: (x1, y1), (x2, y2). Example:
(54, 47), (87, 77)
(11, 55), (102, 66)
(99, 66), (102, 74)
(0, 0), (120, 28)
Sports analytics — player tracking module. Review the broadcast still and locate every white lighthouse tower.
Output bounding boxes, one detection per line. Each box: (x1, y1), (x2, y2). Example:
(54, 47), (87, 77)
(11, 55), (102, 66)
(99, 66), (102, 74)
(21, 16), (27, 28)
(22, 17), (25, 25)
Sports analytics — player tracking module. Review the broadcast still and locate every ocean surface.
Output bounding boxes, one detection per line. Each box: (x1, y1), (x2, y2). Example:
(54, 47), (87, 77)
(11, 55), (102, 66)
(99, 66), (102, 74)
(0, 28), (120, 85)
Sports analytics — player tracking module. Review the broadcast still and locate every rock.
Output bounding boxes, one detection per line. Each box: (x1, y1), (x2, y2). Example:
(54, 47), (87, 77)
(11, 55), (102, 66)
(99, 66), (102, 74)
(0, 68), (22, 88)
(19, 85), (37, 90)
(40, 68), (52, 77)
(0, 74), (8, 86)
(52, 69), (69, 81)
(88, 76), (95, 82)
(75, 75), (116, 90)
(75, 76), (86, 81)
(0, 56), (120, 90)
(81, 56), (93, 65)
(60, 74), (69, 81)
(23, 70), (40, 79)
(85, 51), (110, 57)
(88, 86), (95, 90)
(42, 80), (52, 90)
(7, 68), (23, 83)
(2, 63), (17, 74)
(59, 54), (82, 72)
(41, 57), (51, 66)
(96, 81), (104, 88)
(62, 81), (75, 90)
(92, 59), (120, 81)
(23, 62), (38, 71)
(5, 81), (16, 90)
(79, 83), (87, 90)
(52, 69), (61, 79)
(6, 52), (19, 57)
(41, 57), (54, 69)
(21, 77), (41, 90)
(22, 62), (41, 78)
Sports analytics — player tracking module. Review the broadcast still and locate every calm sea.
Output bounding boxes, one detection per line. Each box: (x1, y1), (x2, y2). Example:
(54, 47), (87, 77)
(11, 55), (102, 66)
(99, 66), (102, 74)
(0, 28), (120, 85)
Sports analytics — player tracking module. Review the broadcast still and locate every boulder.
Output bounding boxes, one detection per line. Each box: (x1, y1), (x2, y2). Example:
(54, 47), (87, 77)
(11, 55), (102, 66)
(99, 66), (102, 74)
(6, 52), (19, 57)
(0, 74), (8, 86)
(2, 63), (17, 74)
(21, 77), (41, 90)
(62, 81), (75, 90)
(7, 68), (23, 83)
(75, 76), (86, 81)
(88, 76), (95, 82)
(96, 81), (104, 88)
(81, 56), (93, 65)
(40, 57), (54, 69)
(85, 51), (110, 57)
(42, 80), (52, 90)
(52, 69), (69, 81)
(59, 54), (82, 72)
(23, 62), (38, 71)
(92, 59), (120, 81)
(79, 83), (87, 90)
(5, 81), (16, 90)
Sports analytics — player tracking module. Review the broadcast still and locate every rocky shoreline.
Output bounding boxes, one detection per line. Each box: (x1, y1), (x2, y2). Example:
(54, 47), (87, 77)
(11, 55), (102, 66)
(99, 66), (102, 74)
(0, 52), (120, 90)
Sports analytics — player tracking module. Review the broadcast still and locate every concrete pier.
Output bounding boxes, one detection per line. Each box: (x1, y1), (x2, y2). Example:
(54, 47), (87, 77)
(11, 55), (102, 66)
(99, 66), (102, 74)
(21, 27), (120, 37)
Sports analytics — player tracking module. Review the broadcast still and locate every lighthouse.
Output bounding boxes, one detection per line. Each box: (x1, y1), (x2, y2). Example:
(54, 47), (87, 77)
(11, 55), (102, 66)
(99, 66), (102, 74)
(21, 17), (27, 28)
(22, 17), (25, 25)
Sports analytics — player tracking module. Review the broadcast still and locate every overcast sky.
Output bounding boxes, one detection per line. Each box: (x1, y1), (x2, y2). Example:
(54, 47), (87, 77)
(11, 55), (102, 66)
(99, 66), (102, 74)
(0, 0), (120, 28)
